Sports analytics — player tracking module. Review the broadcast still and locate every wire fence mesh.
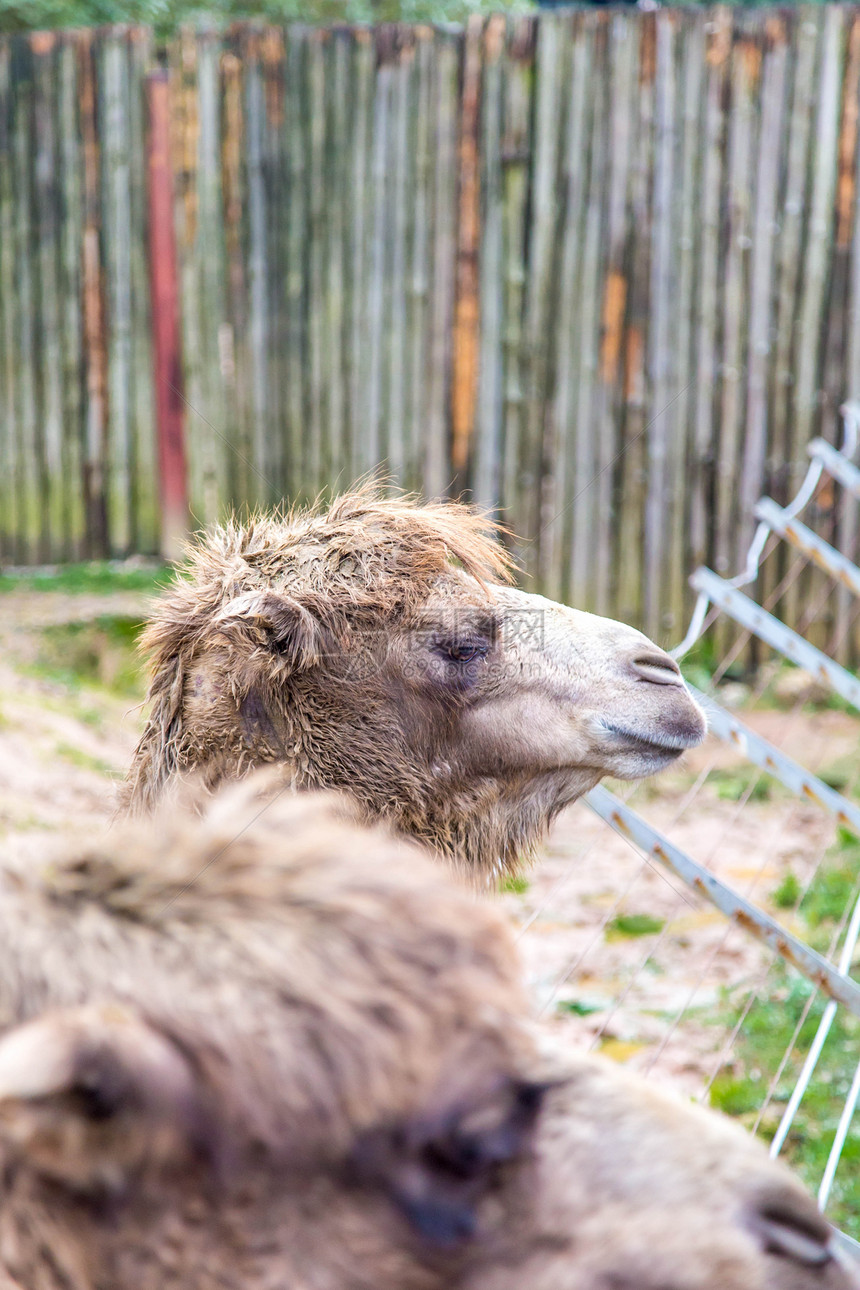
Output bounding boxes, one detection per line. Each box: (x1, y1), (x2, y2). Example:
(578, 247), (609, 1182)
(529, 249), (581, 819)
(510, 403), (860, 1242)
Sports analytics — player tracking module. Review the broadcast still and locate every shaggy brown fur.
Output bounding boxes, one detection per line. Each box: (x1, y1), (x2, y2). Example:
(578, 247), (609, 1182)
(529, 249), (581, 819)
(122, 488), (705, 879)
(0, 782), (854, 1290)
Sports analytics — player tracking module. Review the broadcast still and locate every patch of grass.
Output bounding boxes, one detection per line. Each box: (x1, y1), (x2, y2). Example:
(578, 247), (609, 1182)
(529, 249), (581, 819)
(802, 860), (860, 930)
(817, 760), (853, 794)
(709, 1073), (762, 1118)
(0, 0), (539, 38)
(783, 826), (860, 933)
(773, 871), (802, 910)
(606, 913), (665, 940)
(0, 560), (172, 597)
(28, 616), (146, 698)
(677, 636), (719, 690)
(6, 811), (57, 833)
(501, 874), (529, 895)
(837, 824), (860, 849)
(557, 999), (603, 1017)
(817, 692), (860, 716)
(679, 634), (748, 689)
(72, 704), (106, 731)
(678, 662), (715, 693)
(756, 660), (859, 714)
(54, 741), (117, 777)
(714, 832), (860, 1237)
(815, 754), (860, 800)
(710, 765), (773, 803)
(711, 973), (860, 1237)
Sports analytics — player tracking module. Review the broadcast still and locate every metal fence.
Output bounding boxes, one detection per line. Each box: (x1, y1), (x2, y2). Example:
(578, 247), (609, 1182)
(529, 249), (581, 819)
(5, 11), (860, 646)
(574, 403), (860, 1242)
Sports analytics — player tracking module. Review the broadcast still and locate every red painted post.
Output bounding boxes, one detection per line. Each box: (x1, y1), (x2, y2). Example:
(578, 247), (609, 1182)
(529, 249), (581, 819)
(146, 68), (188, 561)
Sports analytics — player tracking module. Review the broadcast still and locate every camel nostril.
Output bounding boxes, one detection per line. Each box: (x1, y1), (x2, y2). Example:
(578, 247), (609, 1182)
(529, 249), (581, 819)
(629, 651), (684, 687)
(751, 1213), (834, 1267)
(749, 1189), (835, 1268)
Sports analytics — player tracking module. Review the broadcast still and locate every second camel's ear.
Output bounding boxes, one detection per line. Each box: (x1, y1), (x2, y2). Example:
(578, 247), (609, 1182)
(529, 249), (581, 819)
(213, 590), (331, 673)
(0, 1004), (209, 1193)
(351, 1075), (550, 1251)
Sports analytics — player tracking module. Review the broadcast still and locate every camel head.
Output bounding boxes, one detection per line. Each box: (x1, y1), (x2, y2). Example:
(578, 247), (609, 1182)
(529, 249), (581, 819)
(123, 488), (705, 878)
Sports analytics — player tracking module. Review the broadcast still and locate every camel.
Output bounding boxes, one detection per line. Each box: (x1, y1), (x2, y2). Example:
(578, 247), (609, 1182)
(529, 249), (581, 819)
(0, 780), (853, 1290)
(122, 489), (706, 879)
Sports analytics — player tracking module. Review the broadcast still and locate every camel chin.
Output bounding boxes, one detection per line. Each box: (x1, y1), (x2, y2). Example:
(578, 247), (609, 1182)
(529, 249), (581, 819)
(592, 715), (705, 779)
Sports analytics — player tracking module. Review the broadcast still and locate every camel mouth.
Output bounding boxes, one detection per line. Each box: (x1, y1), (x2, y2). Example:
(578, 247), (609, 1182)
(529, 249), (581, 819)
(599, 722), (698, 760)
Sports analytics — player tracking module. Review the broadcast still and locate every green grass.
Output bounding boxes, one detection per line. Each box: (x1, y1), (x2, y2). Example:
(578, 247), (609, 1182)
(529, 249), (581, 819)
(0, 0), (536, 35)
(0, 561), (171, 597)
(802, 862), (860, 932)
(606, 912), (665, 940)
(710, 765), (774, 804)
(27, 616), (147, 699)
(710, 831), (860, 1237)
(752, 660), (859, 715)
(678, 635), (747, 691)
(710, 974), (860, 1237)
(53, 741), (118, 778)
(773, 871), (802, 910)
(501, 874), (530, 896)
(679, 644), (860, 713)
(557, 999), (603, 1018)
(73, 704), (107, 731)
(811, 755), (860, 801)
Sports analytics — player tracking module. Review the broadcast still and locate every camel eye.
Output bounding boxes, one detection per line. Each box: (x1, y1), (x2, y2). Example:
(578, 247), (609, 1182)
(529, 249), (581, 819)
(443, 642), (488, 664)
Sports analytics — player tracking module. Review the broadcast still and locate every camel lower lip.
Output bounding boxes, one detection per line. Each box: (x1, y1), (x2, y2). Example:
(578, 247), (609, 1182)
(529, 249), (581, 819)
(601, 724), (688, 758)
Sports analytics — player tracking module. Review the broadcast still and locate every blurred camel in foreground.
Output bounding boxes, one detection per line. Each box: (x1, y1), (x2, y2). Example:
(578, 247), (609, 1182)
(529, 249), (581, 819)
(0, 780), (852, 1290)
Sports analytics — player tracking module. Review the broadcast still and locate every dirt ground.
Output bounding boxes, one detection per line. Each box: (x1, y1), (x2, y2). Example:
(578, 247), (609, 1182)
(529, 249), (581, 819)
(503, 702), (860, 1098)
(1, 587), (856, 1103)
(0, 590), (149, 862)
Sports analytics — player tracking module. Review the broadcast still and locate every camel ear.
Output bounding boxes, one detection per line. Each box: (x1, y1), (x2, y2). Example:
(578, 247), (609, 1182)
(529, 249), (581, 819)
(0, 1005), (207, 1193)
(213, 590), (326, 672)
(352, 1077), (549, 1250)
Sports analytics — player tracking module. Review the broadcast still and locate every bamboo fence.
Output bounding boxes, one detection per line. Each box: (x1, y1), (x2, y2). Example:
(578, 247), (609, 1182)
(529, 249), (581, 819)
(2, 10), (860, 645)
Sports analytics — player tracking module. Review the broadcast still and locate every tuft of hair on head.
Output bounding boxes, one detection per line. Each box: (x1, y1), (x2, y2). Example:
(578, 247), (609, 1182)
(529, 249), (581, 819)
(318, 482), (516, 590)
(197, 484), (514, 596)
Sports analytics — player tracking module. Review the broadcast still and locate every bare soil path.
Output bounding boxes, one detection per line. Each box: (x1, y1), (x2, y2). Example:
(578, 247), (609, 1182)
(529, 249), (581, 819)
(0, 590), (150, 865)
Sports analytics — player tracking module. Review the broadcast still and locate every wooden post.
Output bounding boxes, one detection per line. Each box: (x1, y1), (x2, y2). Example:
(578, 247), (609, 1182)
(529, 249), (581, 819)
(79, 30), (110, 558)
(146, 68), (188, 561)
(451, 15), (483, 484)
